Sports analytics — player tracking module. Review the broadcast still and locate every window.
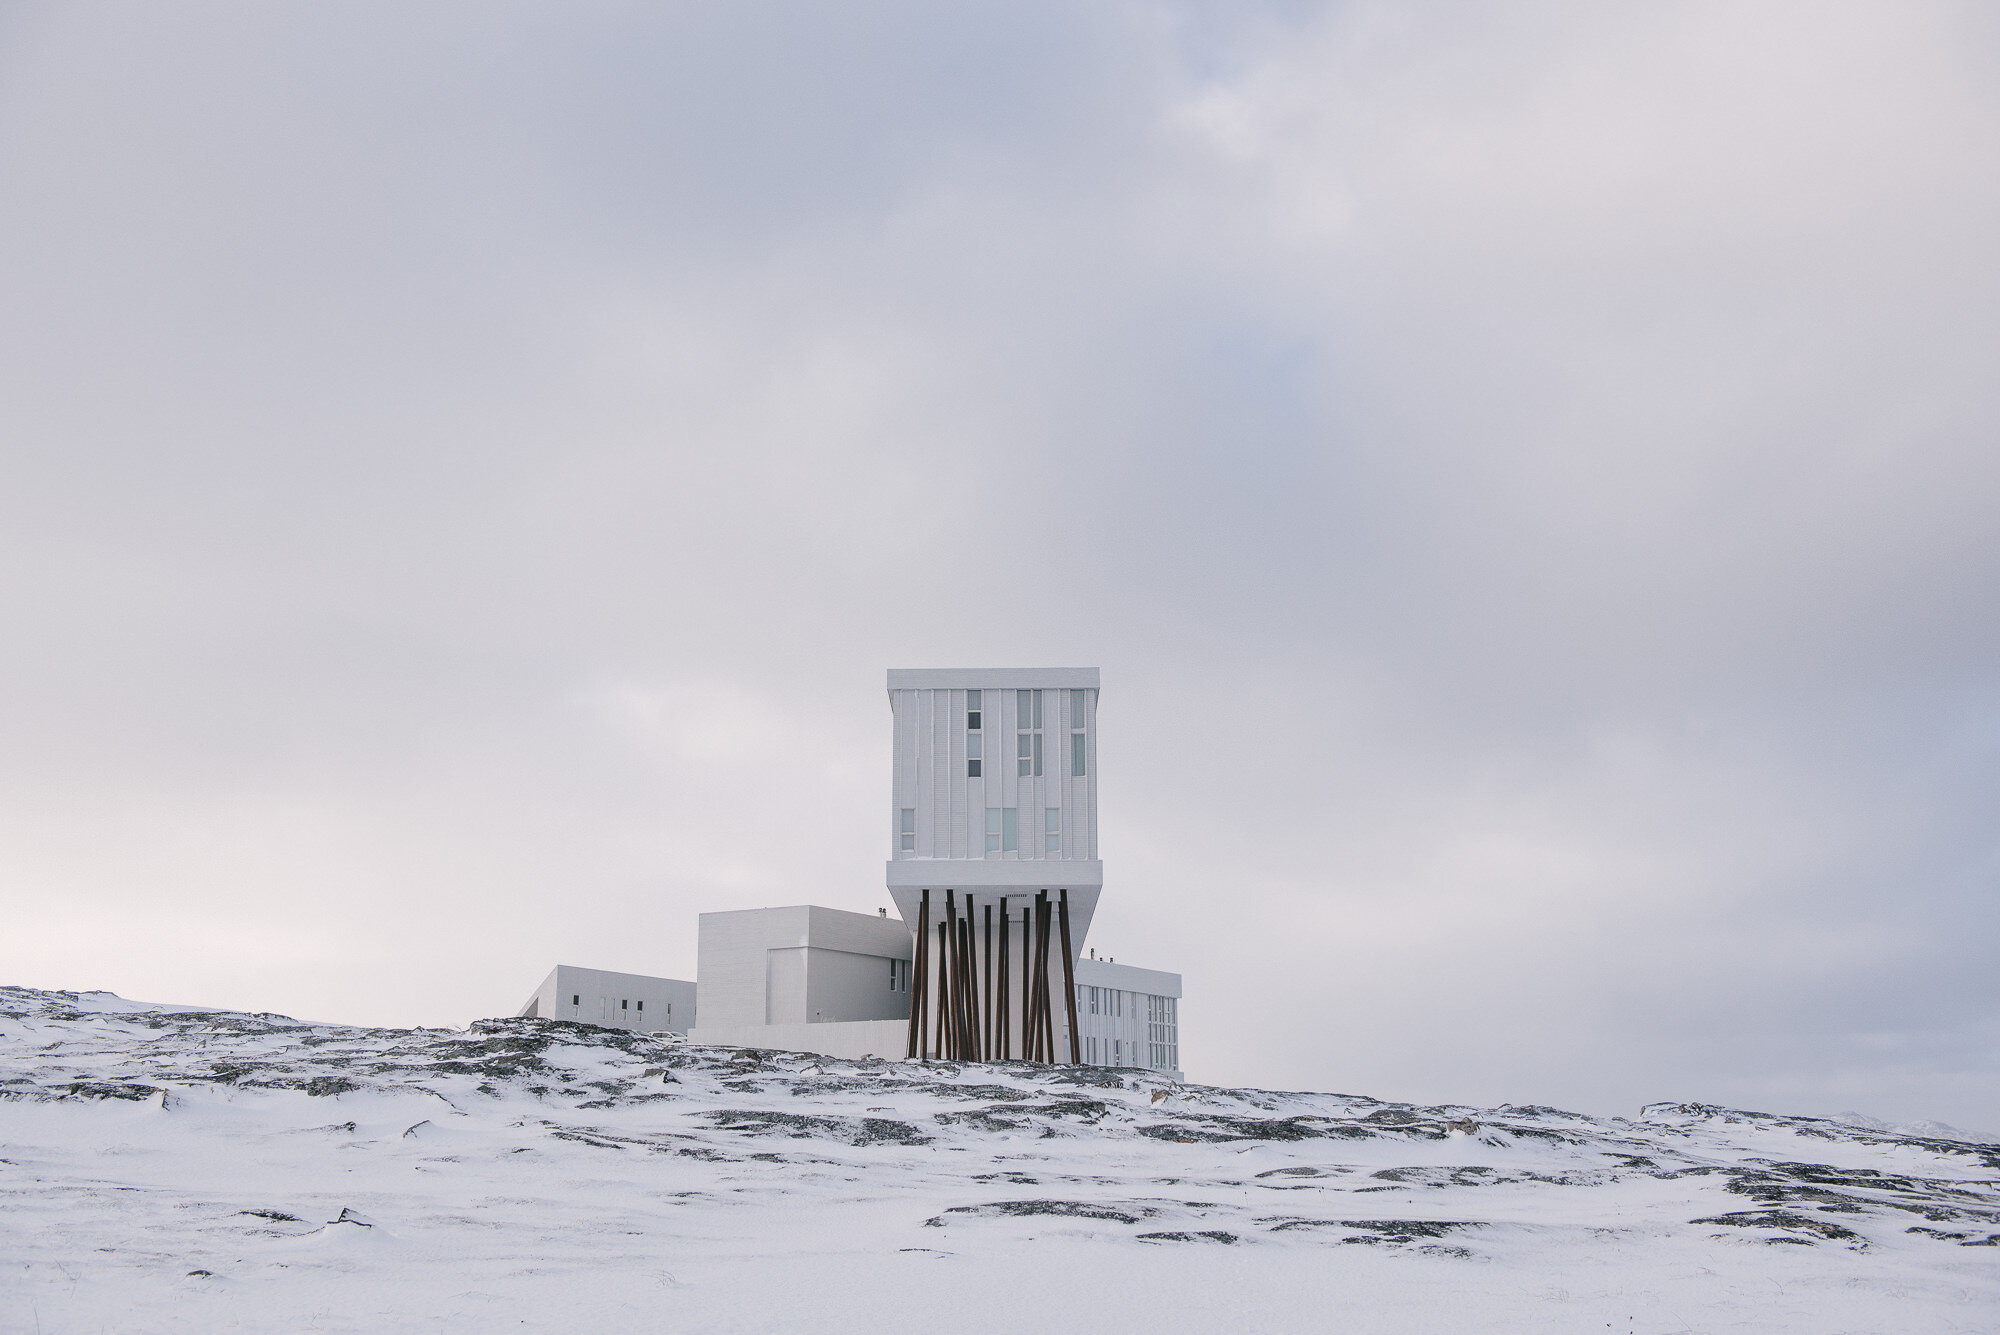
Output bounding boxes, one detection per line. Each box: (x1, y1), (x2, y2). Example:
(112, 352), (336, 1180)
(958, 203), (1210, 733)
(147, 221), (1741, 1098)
(967, 732), (982, 778)
(967, 690), (981, 732)
(620, 999), (628, 1011)
(636, 1000), (643, 1012)
(1071, 731), (1087, 778)
(1045, 807), (1060, 855)
(571, 994), (579, 1007)
(1071, 690), (1088, 776)
(899, 808), (915, 852)
(1148, 994), (1179, 1071)
(1001, 806), (1018, 853)
(1017, 689), (1042, 776)
(985, 807), (1001, 854)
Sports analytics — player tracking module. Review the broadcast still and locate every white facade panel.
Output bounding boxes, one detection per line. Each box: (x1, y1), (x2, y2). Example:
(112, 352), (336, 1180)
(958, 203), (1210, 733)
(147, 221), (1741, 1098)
(515, 965), (696, 1035)
(766, 947), (808, 1026)
(1071, 957), (1182, 1080)
(694, 905), (913, 1034)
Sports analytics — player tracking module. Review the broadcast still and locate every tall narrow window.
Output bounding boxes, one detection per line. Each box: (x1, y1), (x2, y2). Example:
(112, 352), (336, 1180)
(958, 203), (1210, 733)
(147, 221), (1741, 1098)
(899, 808), (915, 852)
(1071, 731), (1086, 778)
(985, 807), (1001, 854)
(1001, 806), (1018, 853)
(1018, 689), (1042, 777)
(1071, 690), (1087, 777)
(1045, 807), (1060, 855)
(967, 732), (982, 777)
(966, 690), (981, 732)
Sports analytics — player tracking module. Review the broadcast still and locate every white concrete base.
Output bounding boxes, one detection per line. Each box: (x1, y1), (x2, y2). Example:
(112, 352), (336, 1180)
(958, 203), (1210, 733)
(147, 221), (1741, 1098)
(687, 1019), (908, 1061)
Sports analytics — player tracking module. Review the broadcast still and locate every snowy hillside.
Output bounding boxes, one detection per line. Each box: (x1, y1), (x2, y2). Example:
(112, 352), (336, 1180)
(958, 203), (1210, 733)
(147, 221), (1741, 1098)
(2, 987), (1995, 1333)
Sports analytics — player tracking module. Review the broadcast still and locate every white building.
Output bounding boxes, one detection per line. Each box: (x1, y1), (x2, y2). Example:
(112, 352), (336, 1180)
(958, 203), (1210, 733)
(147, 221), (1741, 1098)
(1073, 957), (1181, 1079)
(516, 965), (696, 1035)
(512, 667), (1183, 1078)
(685, 905), (912, 1059)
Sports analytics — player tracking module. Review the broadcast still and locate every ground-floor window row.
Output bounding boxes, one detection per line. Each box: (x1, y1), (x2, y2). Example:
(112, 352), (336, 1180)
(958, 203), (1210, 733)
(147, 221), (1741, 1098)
(1074, 987), (1177, 1072)
(565, 995), (672, 1027)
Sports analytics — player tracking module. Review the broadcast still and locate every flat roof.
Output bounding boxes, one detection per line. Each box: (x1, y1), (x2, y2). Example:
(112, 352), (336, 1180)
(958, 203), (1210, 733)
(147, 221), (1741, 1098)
(887, 667), (1099, 691)
(1075, 957), (1182, 997)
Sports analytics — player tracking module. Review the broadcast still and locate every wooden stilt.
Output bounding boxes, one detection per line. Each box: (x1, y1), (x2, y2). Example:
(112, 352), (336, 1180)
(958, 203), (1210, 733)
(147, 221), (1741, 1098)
(1022, 892), (1040, 1061)
(1037, 892), (1056, 1062)
(936, 914), (951, 1060)
(960, 911), (976, 1055)
(983, 902), (994, 1059)
(946, 890), (962, 1060)
(997, 897), (1010, 1060)
(1023, 896), (1040, 1060)
(907, 889), (929, 1060)
(963, 906), (980, 1060)
(1016, 903), (1032, 1055)
(1058, 888), (1081, 1065)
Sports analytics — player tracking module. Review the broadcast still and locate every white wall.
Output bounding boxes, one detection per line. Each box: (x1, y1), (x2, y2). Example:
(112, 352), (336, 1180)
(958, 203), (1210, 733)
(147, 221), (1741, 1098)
(1072, 957), (1183, 1080)
(805, 946), (906, 1023)
(695, 905), (912, 1030)
(888, 668), (1099, 868)
(517, 965), (696, 1034)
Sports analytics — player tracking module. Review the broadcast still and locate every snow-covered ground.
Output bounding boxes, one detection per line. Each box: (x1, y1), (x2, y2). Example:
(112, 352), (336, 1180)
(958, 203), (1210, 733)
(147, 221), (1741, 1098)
(2, 987), (1995, 1333)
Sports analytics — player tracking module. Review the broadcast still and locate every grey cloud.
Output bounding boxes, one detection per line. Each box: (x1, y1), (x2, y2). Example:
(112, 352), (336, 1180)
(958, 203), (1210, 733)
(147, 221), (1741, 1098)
(0, 1), (1995, 1130)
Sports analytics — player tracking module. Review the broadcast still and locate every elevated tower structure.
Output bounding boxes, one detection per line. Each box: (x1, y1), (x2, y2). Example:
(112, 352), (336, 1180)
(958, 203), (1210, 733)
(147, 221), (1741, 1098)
(885, 667), (1102, 1062)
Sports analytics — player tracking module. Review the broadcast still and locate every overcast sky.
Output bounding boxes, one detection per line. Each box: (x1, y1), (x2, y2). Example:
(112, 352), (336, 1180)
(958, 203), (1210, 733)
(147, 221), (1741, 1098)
(2, 1), (1995, 1131)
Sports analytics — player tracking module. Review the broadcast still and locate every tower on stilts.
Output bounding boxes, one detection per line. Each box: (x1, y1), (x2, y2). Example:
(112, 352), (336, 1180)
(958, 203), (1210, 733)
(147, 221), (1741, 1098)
(887, 669), (1101, 1063)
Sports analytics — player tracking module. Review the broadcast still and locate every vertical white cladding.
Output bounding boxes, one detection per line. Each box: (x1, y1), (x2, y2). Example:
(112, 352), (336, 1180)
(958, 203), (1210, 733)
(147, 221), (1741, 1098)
(884, 667), (1105, 958)
(887, 670), (1099, 871)
(1069, 958), (1182, 1080)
